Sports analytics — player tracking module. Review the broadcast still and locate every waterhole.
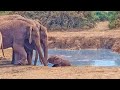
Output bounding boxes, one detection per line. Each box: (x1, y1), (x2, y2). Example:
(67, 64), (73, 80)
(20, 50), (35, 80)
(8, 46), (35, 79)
(32, 49), (120, 67)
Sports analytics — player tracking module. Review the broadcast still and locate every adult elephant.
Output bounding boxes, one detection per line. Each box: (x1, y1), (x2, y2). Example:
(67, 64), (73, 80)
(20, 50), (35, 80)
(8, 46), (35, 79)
(24, 24), (48, 65)
(0, 14), (48, 66)
(0, 14), (27, 59)
(0, 20), (46, 65)
(20, 23), (48, 65)
(11, 17), (48, 65)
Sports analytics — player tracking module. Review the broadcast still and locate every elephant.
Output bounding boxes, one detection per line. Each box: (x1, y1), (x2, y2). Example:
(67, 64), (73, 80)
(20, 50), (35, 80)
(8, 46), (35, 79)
(23, 23), (48, 66)
(11, 18), (48, 65)
(0, 32), (5, 57)
(33, 23), (48, 65)
(0, 14), (48, 66)
(48, 55), (71, 67)
(0, 19), (45, 65)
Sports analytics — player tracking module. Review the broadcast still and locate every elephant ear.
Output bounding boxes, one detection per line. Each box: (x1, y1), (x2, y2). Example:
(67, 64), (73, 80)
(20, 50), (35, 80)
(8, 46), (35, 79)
(29, 26), (33, 44)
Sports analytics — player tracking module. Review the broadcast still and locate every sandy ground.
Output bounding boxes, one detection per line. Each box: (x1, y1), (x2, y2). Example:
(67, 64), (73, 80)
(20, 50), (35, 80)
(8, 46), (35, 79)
(1, 65), (120, 79)
(1, 21), (120, 79)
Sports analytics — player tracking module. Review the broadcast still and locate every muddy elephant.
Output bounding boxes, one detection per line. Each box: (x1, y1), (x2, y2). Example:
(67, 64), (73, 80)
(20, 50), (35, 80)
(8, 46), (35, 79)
(0, 20), (45, 65)
(48, 55), (71, 67)
(0, 14), (48, 66)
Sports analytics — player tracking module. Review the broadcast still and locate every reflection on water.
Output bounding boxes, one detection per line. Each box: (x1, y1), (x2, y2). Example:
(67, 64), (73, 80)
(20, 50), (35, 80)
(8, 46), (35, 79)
(32, 49), (120, 67)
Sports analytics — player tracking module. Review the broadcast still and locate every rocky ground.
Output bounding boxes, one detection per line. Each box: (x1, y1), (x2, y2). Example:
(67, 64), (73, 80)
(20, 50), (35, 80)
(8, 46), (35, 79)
(1, 21), (120, 79)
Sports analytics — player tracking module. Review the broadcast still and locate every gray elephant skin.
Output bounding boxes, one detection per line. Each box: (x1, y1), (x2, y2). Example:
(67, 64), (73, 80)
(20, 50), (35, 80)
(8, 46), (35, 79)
(0, 20), (45, 65)
(0, 15), (48, 66)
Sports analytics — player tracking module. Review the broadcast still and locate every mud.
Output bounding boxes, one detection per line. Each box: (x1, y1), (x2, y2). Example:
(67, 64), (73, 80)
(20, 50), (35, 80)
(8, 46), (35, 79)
(48, 31), (120, 54)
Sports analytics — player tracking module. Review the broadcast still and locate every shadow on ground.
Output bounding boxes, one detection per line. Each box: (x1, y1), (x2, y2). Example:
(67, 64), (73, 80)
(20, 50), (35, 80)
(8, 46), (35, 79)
(0, 60), (20, 68)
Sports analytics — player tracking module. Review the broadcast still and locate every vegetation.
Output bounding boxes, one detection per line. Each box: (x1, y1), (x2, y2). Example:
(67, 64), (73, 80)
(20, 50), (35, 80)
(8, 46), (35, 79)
(108, 11), (120, 29)
(91, 11), (120, 29)
(0, 11), (96, 30)
(0, 11), (120, 30)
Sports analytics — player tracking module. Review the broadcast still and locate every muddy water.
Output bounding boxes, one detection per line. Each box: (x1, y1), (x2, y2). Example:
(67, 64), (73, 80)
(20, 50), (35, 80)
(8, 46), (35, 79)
(32, 49), (120, 67)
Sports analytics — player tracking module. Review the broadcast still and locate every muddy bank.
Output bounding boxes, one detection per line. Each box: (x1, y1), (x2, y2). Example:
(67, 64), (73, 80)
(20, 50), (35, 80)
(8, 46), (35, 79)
(48, 31), (120, 53)
(48, 36), (119, 50)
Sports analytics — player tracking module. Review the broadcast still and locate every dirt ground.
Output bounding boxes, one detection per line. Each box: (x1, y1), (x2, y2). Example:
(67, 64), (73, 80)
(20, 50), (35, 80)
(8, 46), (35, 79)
(1, 21), (120, 79)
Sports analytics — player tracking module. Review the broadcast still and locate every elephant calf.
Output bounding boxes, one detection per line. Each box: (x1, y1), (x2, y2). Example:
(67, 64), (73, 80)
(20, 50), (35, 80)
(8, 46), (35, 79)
(48, 55), (71, 67)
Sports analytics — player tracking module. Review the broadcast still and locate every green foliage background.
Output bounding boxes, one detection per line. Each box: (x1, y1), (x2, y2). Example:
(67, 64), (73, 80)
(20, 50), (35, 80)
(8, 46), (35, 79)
(0, 11), (120, 30)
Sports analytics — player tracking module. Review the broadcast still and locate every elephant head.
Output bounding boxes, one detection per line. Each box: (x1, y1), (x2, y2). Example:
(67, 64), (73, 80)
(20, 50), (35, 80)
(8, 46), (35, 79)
(48, 55), (71, 67)
(34, 20), (48, 65)
(48, 55), (62, 64)
(40, 24), (48, 64)
(27, 24), (47, 66)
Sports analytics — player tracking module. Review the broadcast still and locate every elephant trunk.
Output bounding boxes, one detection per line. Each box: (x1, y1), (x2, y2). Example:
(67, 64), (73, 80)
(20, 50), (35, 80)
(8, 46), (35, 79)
(44, 45), (48, 63)
(34, 43), (48, 66)
(35, 41), (47, 66)
(39, 27), (48, 66)
(42, 40), (48, 64)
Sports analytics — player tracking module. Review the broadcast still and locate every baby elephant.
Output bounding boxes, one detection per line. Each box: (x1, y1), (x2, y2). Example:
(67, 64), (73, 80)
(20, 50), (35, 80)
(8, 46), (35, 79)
(48, 55), (71, 67)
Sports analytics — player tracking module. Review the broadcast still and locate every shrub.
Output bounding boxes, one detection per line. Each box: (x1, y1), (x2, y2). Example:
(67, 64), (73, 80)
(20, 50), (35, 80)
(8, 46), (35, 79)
(9, 11), (96, 30)
(108, 11), (119, 29)
(5, 11), (120, 30)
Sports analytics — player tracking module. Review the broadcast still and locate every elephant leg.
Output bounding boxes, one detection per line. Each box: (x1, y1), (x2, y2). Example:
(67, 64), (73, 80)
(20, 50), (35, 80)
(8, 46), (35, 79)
(11, 50), (21, 64)
(13, 43), (27, 65)
(24, 46), (33, 65)
(34, 51), (38, 65)
(11, 50), (20, 64)
(27, 50), (33, 65)
(11, 50), (15, 64)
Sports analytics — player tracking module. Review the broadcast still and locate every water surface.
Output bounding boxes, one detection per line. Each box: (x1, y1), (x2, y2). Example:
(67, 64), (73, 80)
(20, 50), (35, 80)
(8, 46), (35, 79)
(32, 49), (120, 67)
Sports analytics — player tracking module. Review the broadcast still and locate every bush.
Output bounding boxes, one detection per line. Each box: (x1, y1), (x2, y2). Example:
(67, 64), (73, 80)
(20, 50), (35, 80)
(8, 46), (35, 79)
(109, 19), (120, 29)
(9, 11), (96, 30)
(108, 11), (119, 29)
(4, 11), (120, 30)
(91, 11), (109, 22)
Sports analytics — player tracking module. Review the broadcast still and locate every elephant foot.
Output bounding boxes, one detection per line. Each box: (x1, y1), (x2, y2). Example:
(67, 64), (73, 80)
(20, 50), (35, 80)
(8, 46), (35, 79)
(15, 60), (28, 65)
(26, 63), (32, 65)
(17, 63), (24, 65)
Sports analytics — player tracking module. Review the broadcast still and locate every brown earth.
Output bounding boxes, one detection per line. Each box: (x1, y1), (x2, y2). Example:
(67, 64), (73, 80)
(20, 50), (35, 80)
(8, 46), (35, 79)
(48, 30), (120, 52)
(48, 21), (120, 53)
(1, 21), (120, 79)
